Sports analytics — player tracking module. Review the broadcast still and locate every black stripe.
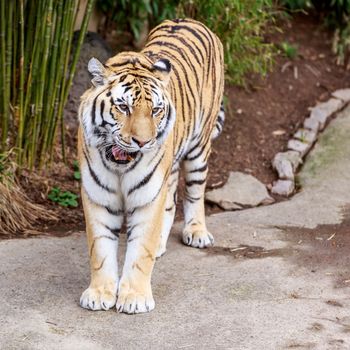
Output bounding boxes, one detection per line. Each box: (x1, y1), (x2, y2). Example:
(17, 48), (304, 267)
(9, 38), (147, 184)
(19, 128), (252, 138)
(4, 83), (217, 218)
(189, 164), (208, 173)
(156, 105), (173, 140)
(92, 90), (107, 124)
(146, 40), (200, 90)
(186, 179), (206, 187)
(147, 24), (209, 58)
(104, 224), (121, 238)
(185, 194), (201, 203)
(106, 206), (123, 216)
(98, 148), (116, 173)
(146, 33), (204, 65)
(127, 224), (137, 238)
(83, 149), (116, 194)
(165, 205), (174, 212)
(125, 152), (143, 173)
(82, 188), (123, 216)
(127, 153), (164, 196)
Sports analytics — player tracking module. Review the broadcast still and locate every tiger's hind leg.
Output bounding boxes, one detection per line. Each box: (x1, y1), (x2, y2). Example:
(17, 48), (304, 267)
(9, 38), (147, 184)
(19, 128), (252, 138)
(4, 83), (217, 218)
(156, 166), (179, 258)
(211, 100), (225, 140)
(182, 143), (213, 248)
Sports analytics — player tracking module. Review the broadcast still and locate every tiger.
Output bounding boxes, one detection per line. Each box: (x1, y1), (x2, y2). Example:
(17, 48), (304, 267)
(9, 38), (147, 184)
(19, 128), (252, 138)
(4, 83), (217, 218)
(78, 18), (224, 314)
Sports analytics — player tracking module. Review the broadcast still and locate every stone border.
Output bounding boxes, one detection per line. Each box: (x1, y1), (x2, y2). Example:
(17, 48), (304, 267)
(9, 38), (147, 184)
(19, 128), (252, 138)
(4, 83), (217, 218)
(271, 89), (350, 196)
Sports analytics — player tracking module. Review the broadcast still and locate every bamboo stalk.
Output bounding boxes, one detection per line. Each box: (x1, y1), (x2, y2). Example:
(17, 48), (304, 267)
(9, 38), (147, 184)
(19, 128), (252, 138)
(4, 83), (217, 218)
(26, 0), (46, 168)
(12, 1), (18, 108)
(17, 0), (25, 164)
(29, 0), (53, 168)
(52, 0), (95, 162)
(41, 0), (73, 166)
(38, 0), (63, 166)
(0, 0), (8, 150)
(6, 1), (13, 151)
(50, 0), (78, 162)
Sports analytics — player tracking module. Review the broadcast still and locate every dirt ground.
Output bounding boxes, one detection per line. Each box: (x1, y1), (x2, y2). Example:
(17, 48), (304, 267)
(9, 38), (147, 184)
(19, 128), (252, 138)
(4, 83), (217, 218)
(16, 13), (350, 236)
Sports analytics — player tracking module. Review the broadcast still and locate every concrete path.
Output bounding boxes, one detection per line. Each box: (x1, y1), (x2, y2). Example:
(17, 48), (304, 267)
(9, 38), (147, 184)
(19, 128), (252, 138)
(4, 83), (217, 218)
(2, 107), (350, 350)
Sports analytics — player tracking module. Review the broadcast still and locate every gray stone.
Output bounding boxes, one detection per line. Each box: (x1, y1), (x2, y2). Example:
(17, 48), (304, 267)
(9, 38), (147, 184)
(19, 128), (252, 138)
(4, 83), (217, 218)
(287, 139), (312, 157)
(309, 98), (344, 130)
(303, 117), (319, 132)
(271, 179), (295, 196)
(332, 88), (350, 102)
(205, 171), (274, 210)
(293, 128), (317, 144)
(272, 151), (303, 180)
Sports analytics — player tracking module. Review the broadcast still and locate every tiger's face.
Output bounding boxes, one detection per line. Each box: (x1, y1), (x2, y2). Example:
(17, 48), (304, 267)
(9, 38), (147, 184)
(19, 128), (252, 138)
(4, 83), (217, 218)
(81, 54), (175, 166)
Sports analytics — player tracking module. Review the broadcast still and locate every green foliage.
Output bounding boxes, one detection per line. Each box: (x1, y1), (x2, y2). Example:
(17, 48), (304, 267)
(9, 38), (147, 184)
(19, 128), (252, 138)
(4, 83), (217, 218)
(177, 0), (276, 85)
(73, 160), (81, 180)
(279, 0), (350, 65)
(97, 0), (178, 40)
(0, 0), (95, 169)
(280, 42), (298, 59)
(48, 187), (79, 207)
(279, 0), (311, 10)
(97, 0), (276, 85)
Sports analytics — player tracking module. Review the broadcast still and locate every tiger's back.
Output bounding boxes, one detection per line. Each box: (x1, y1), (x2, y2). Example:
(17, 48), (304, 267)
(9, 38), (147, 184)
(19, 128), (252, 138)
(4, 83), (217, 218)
(143, 18), (225, 161)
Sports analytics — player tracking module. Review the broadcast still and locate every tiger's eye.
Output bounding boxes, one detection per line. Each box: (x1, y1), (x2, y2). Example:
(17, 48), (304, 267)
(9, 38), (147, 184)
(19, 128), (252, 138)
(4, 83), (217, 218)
(152, 107), (162, 116)
(117, 104), (129, 114)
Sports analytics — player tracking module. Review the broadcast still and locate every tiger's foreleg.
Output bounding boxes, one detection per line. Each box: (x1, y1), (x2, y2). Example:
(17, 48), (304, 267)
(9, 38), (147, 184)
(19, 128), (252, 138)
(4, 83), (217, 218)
(116, 187), (167, 314)
(182, 142), (214, 248)
(156, 167), (179, 258)
(79, 189), (123, 311)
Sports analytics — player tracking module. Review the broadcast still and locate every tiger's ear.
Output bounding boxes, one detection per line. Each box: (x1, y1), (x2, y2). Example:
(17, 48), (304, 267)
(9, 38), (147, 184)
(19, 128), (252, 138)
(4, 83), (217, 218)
(88, 57), (108, 87)
(152, 58), (171, 85)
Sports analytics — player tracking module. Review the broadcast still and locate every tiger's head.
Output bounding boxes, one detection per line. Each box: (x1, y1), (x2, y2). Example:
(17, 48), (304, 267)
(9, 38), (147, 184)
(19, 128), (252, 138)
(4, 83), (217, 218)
(80, 52), (175, 166)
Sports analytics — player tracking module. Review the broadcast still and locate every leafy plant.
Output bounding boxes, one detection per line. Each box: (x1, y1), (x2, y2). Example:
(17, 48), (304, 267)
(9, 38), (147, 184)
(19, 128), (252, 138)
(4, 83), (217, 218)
(0, 0), (95, 169)
(279, 0), (350, 66)
(279, 0), (312, 10)
(97, 0), (276, 85)
(73, 160), (81, 180)
(280, 42), (298, 59)
(177, 0), (276, 85)
(48, 187), (79, 207)
(97, 0), (178, 41)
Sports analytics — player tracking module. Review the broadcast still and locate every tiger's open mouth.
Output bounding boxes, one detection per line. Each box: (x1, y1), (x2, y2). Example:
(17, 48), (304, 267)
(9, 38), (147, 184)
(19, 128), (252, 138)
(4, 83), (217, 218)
(106, 145), (138, 164)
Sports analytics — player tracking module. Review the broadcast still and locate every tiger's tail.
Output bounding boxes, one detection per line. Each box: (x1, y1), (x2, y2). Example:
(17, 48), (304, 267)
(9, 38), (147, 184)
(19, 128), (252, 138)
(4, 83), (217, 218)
(211, 99), (225, 140)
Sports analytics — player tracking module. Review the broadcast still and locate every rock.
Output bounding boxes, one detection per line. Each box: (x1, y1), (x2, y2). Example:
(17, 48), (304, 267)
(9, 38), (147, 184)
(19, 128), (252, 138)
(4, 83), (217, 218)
(272, 157), (293, 180)
(272, 151), (303, 180)
(271, 180), (295, 197)
(332, 88), (350, 102)
(64, 32), (113, 131)
(287, 139), (312, 157)
(309, 98), (344, 130)
(205, 171), (274, 210)
(294, 129), (317, 145)
(303, 117), (319, 132)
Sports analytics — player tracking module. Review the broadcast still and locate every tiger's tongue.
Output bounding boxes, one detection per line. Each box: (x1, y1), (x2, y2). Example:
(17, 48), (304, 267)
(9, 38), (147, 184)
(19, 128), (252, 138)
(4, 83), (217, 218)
(112, 145), (128, 160)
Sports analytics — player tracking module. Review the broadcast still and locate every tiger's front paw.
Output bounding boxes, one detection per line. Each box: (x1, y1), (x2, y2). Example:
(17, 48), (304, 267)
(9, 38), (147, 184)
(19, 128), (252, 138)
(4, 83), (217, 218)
(80, 284), (117, 311)
(116, 280), (155, 314)
(182, 228), (214, 248)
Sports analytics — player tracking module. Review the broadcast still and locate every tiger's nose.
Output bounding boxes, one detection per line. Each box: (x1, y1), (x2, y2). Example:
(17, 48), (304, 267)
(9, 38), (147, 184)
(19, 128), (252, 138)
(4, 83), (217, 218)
(131, 137), (150, 148)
